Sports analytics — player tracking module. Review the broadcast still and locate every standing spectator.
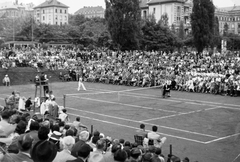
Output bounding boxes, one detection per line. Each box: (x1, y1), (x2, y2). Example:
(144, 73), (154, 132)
(2, 74), (10, 86)
(25, 97), (33, 111)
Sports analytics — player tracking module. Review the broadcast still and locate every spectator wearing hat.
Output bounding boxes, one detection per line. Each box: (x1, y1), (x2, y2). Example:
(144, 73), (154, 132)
(31, 140), (58, 162)
(71, 131), (90, 157)
(129, 148), (142, 162)
(2, 74), (10, 86)
(53, 136), (76, 162)
(88, 138), (106, 162)
(67, 143), (92, 162)
(114, 149), (128, 162)
(2, 134), (33, 162)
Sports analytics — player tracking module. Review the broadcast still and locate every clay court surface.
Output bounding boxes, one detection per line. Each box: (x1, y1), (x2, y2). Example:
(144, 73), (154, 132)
(1, 81), (240, 162)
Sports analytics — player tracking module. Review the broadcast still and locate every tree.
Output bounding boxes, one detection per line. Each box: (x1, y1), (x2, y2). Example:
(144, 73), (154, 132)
(223, 22), (229, 36)
(211, 16), (221, 49)
(171, 23), (176, 34)
(159, 13), (169, 26)
(191, 0), (215, 54)
(178, 20), (185, 40)
(105, 0), (141, 50)
(141, 18), (181, 51)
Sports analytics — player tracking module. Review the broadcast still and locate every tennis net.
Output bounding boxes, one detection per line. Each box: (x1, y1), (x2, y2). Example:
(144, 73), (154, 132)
(63, 85), (163, 109)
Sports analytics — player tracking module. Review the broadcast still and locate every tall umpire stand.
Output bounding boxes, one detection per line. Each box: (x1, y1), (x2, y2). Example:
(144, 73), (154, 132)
(34, 75), (49, 113)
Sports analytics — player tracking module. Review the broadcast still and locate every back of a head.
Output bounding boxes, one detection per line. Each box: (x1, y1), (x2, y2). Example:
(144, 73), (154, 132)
(1, 110), (10, 120)
(111, 143), (121, 153)
(62, 136), (75, 150)
(77, 143), (91, 159)
(114, 149), (128, 162)
(15, 120), (27, 135)
(152, 125), (158, 132)
(140, 123), (145, 129)
(96, 138), (105, 150)
(38, 126), (50, 140)
(30, 121), (40, 131)
(18, 134), (33, 152)
(76, 117), (80, 122)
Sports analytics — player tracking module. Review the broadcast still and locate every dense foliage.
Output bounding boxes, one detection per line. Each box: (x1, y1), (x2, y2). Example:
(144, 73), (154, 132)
(105, 0), (142, 50)
(191, 0), (215, 54)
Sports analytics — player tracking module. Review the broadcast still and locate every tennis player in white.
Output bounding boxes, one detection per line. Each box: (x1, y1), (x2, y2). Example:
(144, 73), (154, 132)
(78, 77), (86, 91)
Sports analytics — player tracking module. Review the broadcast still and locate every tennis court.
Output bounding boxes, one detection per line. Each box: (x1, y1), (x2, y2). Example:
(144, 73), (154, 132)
(1, 82), (240, 162)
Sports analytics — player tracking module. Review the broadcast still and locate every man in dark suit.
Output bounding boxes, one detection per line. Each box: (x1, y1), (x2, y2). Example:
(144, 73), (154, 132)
(2, 134), (33, 162)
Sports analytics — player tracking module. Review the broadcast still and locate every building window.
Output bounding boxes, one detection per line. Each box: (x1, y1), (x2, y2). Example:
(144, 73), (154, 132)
(153, 8), (156, 14)
(43, 16), (45, 20)
(43, 10), (45, 14)
(60, 9), (62, 13)
(65, 10), (67, 14)
(60, 22), (62, 26)
(55, 9), (57, 13)
(56, 22), (57, 25)
(177, 6), (181, 13)
(143, 10), (147, 19)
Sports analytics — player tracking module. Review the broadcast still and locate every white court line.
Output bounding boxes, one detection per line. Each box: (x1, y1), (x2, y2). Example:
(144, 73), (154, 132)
(69, 95), (177, 113)
(66, 106), (218, 138)
(67, 112), (208, 144)
(120, 91), (240, 111)
(205, 133), (240, 144)
(141, 106), (221, 122)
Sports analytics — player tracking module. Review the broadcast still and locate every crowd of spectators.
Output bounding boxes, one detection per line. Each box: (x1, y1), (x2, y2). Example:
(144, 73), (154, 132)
(0, 106), (193, 162)
(1, 47), (240, 97)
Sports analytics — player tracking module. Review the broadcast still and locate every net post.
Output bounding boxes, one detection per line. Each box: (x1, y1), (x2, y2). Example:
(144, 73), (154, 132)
(91, 125), (93, 135)
(170, 144), (172, 156)
(63, 95), (66, 109)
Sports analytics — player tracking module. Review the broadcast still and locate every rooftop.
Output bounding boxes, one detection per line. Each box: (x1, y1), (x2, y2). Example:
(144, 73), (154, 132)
(216, 5), (240, 12)
(147, 0), (186, 5)
(34, 0), (68, 9)
(74, 6), (104, 15)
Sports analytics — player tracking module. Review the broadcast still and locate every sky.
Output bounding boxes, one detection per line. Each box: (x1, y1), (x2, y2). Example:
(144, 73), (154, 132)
(1, 0), (240, 14)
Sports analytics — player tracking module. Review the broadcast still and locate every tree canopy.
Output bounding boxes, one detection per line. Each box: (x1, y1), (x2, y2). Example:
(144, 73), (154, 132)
(105, 0), (141, 50)
(191, 0), (215, 54)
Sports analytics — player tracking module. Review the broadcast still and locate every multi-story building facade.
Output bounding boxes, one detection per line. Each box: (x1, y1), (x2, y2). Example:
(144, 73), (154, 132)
(0, 0), (34, 19)
(34, 0), (69, 25)
(215, 6), (240, 35)
(140, 0), (192, 32)
(74, 6), (105, 18)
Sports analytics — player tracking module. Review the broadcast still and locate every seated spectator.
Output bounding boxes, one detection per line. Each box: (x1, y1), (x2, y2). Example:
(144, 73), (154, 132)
(53, 136), (76, 162)
(31, 140), (58, 162)
(68, 143), (92, 162)
(135, 123), (148, 138)
(2, 134), (33, 162)
(114, 149), (128, 162)
(144, 126), (166, 149)
(88, 138), (106, 162)
(59, 109), (70, 122)
(2, 74), (10, 86)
